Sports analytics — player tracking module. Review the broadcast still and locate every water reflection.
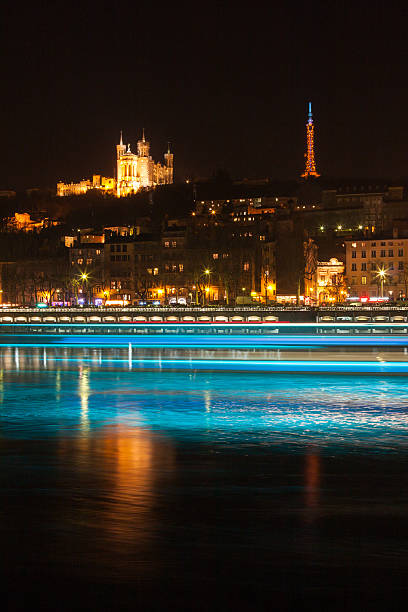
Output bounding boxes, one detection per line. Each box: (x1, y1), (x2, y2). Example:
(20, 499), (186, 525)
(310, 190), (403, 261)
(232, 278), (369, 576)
(304, 452), (320, 522)
(2, 345), (408, 609)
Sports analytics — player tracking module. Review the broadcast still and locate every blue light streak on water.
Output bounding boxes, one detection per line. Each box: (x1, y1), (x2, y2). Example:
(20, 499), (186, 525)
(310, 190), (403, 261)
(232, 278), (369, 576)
(1, 346), (408, 453)
(2, 333), (408, 348)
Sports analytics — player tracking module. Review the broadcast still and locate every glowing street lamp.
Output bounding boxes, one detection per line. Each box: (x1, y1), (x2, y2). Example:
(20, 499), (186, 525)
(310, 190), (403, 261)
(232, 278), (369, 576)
(376, 266), (388, 297)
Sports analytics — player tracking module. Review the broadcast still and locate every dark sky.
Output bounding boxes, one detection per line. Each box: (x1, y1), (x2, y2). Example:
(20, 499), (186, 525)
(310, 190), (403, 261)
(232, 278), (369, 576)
(2, 1), (408, 190)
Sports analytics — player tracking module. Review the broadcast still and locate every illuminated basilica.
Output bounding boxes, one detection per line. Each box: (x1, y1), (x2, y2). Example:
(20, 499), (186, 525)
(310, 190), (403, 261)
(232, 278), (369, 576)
(57, 131), (174, 197)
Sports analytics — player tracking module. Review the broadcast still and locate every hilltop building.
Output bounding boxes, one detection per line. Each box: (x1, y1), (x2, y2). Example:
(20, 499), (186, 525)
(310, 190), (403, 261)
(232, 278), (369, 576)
(116, 131), (173, 197)
(56, 131), (173, 197)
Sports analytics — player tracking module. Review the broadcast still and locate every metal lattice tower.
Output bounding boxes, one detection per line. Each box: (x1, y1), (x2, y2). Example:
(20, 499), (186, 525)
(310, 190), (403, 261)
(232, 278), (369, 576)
(301, 102), (320, 178)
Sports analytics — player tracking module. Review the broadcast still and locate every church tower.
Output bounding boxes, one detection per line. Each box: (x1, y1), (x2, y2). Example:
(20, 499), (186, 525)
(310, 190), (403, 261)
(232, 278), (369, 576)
(137, 129), (150, 158)
(301, 102), (320, 178)
(164, 142), (174, 183)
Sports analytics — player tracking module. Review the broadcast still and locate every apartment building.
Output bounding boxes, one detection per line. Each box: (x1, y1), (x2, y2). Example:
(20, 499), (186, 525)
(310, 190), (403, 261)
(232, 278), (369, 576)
(345, 235), (408, 300)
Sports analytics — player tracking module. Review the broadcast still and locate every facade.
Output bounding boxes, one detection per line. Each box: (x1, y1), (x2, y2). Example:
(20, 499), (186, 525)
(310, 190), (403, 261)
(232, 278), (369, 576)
(56, 132), (173, 197)
(345, 235), (408, 300)
(57, 175), (115, 197)
(116, 131), (173, 197)
(305, 258), (345, 304)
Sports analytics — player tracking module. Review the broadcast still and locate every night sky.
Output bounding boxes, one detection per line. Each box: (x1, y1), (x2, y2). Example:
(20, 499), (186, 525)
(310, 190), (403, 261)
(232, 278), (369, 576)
(2, 1), (408, 190)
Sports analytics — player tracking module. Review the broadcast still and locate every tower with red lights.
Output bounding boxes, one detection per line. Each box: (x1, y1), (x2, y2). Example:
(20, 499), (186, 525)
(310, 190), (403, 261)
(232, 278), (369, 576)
(301, 102), (320, 178)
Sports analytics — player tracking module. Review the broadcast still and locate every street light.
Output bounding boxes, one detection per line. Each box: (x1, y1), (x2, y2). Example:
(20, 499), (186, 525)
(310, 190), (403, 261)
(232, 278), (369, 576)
(376, 266), (387, 297)
(204, 269), (211, 304)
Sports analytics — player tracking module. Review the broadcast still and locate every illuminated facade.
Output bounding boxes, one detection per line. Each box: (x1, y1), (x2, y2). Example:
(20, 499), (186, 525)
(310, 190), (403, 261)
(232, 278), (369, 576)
(301, 102), (320, 179)
(303, 257), (345, 304)
(57, 131), (173, 197)
(116, 131), (173, 197)
(57, 175), (115, 197)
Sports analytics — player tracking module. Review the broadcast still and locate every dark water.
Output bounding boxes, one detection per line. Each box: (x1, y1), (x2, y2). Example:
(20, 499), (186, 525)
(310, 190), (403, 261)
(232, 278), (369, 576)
(2, 347), (408, 610)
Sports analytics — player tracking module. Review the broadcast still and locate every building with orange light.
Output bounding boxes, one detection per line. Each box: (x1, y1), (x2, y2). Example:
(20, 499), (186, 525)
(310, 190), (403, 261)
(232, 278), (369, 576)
(305, 257), (346, 304)
(116, 131), (173, 197)
(56, 131), (173, 197)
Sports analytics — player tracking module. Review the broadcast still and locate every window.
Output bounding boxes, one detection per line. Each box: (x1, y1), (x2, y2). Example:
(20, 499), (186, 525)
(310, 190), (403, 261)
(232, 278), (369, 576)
(243, 262), (250, 271)
(179, 264), (184, 272)
(372, 242), (376, 247)
(123, 245), (127, 252)
(389, 262), (394, 270)
(96, 249), (101, 255)
(110, 245), (115, 252)
(399, 261), (404, 270)
(86, 258), (92, 265)
(164, 241), (170, 248)
(399, 249), (403, 257)
(172, 264), (177, 271)
(361, 276), (367, 285)
(352, 251), (357, 258)
(171, 241), (177, 248)
(77, 258), (83, 265)
(371, 250), (376, 258)
(153, 268), (159, 275)
(147, 268), (152, 274)
(381, 242), (386, 246)
(361, 263), (367, 271)
(361, 250), (366, 258)
(259, 235), (265, 241)
(371, 263), (376, 271)
(116, 245), (121, 252)
(351, 263), (357, 271)
(381, 250), (386, 257)
(213, 253), (219, 259)
(351, 276), (357, 285)
(388, 249), (394, 257)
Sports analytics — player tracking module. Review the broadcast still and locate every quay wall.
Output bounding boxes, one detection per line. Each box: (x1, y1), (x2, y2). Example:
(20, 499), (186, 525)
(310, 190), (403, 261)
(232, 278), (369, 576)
(0, 306), (407, 324)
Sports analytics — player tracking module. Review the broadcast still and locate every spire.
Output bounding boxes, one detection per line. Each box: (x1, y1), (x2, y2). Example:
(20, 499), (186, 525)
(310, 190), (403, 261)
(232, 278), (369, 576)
(167, 141), (171, 154)
(308, 102), (312, 122)
(142, 128), (145, 142)
(120, 130), (123, 146)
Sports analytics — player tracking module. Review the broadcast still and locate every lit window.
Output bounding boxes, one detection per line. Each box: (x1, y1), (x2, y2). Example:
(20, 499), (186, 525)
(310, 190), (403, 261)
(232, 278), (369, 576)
(361, 276), (367, 285)
(243, 262), (250, 271)
(153, 268), (158, 275)
(171, 241), (177, 248)
(179, 264), (184, 272)
(212, 253), (218, 259)
(164, 241), (170, 248)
